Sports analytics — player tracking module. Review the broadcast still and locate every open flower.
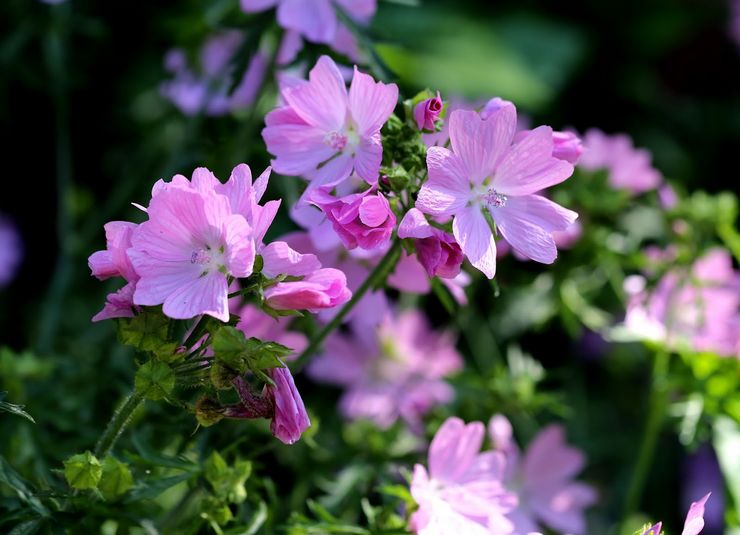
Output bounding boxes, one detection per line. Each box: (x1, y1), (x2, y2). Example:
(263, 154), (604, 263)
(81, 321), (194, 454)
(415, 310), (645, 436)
(416, 107), (578, 278)
(489, 415), (597, 535)
(263, 55), (398, 189)
(410, 417), (517, 534)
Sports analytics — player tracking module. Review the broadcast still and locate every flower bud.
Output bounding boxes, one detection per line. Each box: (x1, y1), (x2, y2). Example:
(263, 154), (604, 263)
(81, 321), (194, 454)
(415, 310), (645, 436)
(413, 91), (443, 131)
(551, 131), (583, 164)
(264, 268), (351, 312)
(415, 232), (463, 278)
(263, 365), (310, 444)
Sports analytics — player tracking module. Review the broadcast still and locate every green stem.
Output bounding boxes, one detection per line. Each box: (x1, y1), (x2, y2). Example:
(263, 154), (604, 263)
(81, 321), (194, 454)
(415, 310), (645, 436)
(622, 349), (670, 521)
(292, 239), (403, 370)
(93, 391), (145, 459)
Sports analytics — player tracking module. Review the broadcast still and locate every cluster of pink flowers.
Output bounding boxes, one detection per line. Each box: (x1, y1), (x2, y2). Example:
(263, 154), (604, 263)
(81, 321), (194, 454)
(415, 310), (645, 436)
(308, 309), (462, 430)
(410, 415), (596, 534)
(623, 247), (740, 358)
(579, 129), (662, 194)
(161, 31), (267, 116)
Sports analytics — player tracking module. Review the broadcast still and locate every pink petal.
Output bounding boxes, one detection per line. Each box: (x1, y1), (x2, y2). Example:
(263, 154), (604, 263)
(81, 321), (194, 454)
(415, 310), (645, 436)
(261, 241), (321, 278)
(682, 493), (710, 535)
(387, 252), (430, 293)
(498, 195), (578, 233)
(348, 67), (398, 136)
(335, 0), (376, 20)
(277, 0), (336, 44)
(263, 122), (335, 176)
(449, 107), (517, 185)
(223, 214), (255, 278)
(240, 0), (279, 13)
(218, 163), (254, 217)
(522, 425), (585, 487)
(417, 146), (471, 216)
(353, 134), (382, 184)
(492, 205), (559, 264)
(128, 249), (203, 306)
(643, 522), (663, 535)
(358, 195), (390, 227)
(252, 199), (281, 245)
(282, 55), (347, 129)
(163, 271), (229, 321)
(429, 417), (485, 483)
(305, 153), (355, 190)
(253, 166), (271, 203)
(88, 251), (117, 280)
(452, 207), (497, 279)
(493, 126), (574, 196)
(398, 208), (434, 239)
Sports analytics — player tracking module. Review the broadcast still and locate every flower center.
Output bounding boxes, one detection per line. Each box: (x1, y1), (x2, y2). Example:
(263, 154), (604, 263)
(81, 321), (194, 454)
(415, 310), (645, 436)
(324, 131), (348, 151)
(191, 248), (212, 265)
(190, 245), (226, 274)
(484, 188), (508, 208)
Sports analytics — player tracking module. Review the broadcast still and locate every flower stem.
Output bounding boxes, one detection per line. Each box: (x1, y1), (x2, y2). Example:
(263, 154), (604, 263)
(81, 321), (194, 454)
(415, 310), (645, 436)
(292, 239), (403, 371)
(622, 349), (670, 521)
(93, 391), (145, 459)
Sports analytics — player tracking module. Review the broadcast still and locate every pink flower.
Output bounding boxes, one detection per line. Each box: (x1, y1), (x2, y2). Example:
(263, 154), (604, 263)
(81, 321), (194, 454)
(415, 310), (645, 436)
(264, 364), (311, 444)
(410, 417), (517, 534)
(310, 187), (396, 250)
(416, 107), (578, 279)
(128, 178), (255, 321)
(263, 55), (398, 189)
(240, 0), (375, 46)
(579, 129), (662, 194)
(490, 415), (597, 535)
(88, 221), (139, 321)
(308, 310), (461, 430)
(263, 268), (351, 311)
(642, 493), (711, 535)
(399, 208), (463, 278)
(414, 92), (443, 131)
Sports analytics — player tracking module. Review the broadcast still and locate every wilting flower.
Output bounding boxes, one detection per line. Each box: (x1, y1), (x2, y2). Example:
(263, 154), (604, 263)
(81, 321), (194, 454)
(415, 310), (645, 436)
(264, 364), (311, 444)
(0, 215), (22, 288)
(416, 107), (578, 278)
(161, 31), (267, 116)
(414, 92), (443, 131)
(128, 176), (255, 321)
(240, 0), (375, 47)
(623, 248), (740, 357)
(410, 417), (517, 534)
(264, 268), (351, 311)
(489, 415), (597, 535)
(310, 187), (396, 250)
(642, 493), (711, 535)
(579, 129), (662, 194)
(399, 208), (463, 278)
(88, 221), (139, 321)
(308, 309), (461, 430)
(263, 55), (398, 189)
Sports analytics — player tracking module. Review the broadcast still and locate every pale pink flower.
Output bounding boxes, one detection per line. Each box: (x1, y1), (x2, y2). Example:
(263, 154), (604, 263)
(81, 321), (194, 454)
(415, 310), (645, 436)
(414, 92), (443, 131)
(579, 129), (662, 194)
(240, 0), (375, 46)
(263, 55), (398, 189)
(310, 187), (396, 250)
(88, 221), (139, 321)
(128, 179), (254, 321)
(489, 415), (597, 535)
(308, 310), (461, 430)
(399, 208), (463, 278)
(0, 215), (22, 287)
(264, 364), (311, 444)
(416, 107), (577, 278)
(263, 268), (351, 311)
(410, 417), (517, 534)
(642, 493), (711, 535)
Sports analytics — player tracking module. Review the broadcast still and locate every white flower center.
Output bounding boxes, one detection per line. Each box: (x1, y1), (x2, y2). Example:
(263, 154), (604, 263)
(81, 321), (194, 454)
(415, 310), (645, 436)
(190, 245), (226, 274)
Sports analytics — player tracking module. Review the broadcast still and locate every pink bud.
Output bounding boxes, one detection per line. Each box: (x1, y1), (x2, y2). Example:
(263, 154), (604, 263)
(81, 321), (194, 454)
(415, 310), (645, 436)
(413, 91), (443, 131)
(551, 131), (583, 164)
(312, 188), (396, 251)
(264, 365), (310, 445)
(415, 231), (463, 278)
(264, 268), (352, 312)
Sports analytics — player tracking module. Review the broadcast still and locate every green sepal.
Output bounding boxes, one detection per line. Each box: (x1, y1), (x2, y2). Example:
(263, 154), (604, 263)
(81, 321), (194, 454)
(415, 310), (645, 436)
(117, 308), (174, 355)
(211, 326), (292, 374)
(134, 360), (175, 400)
(98, 456), (134, 500)
(63, 451), (102, 490)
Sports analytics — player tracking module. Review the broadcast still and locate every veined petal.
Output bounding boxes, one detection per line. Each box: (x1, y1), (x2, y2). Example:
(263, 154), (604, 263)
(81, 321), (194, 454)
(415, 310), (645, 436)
(449, 108), (516, 185)
(261, 241), (321, 278)
(500, 195), (578, 233)
(348, 67), (398, 136)
(163, 271), (229, 321)
(263, 123), (335, 176)
(277, 0), (337, 44)
(353, 134), (382, 184)
(282, 55), (347, 129)
(129, 249), (203, 305)
(493, 126), (574, 196)
(429, 417), (485, 483)
(452, 207), (497, 279)
(492, 205), (558, 264)
(223, 215), (255, 278)
(416, 146), (470, 216)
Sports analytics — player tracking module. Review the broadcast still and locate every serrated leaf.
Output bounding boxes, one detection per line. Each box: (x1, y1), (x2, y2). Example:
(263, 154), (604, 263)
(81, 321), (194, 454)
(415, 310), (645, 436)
(212, 326), (291, 373)
(63, 451), (102, 490)
(98, 456), (134, 500)
(117, 309), (172, 353)
(134, 361), (175, 400)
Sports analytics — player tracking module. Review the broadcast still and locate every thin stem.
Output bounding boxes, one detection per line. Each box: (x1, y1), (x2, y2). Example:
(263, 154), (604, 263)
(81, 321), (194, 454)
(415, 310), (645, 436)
(292, 239), (403, 370)
(93, 391), (146, 459)
(622, 349), (670, 520)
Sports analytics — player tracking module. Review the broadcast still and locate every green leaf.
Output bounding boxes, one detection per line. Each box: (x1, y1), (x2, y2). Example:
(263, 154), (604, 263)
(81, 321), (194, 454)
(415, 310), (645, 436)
(98, 456), (134, 500)
(7, 519), (44, 535)
(63, 451), (102, 490)
(0, 456), (48, 516)
(0, 392), (35, 423)
(125, 472), (194, 502)
(117, 309), (174, 354)
(212, 326), (292, 374)
(204, 451), (252, 504)
(134, 360), (175, 401)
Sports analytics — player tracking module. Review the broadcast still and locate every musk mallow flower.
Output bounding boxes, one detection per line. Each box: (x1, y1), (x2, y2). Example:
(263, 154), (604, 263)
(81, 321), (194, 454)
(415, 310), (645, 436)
(308, 309), (462, 430)
(410, 417), (517, 535)
(641, 493), (711, 535)
(416, 107), (578, 279)
(489, 415), (597, 535)
(128, 183), (255, 322)
(399, 208), (463, 279)
(263, 55), (398, 189)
